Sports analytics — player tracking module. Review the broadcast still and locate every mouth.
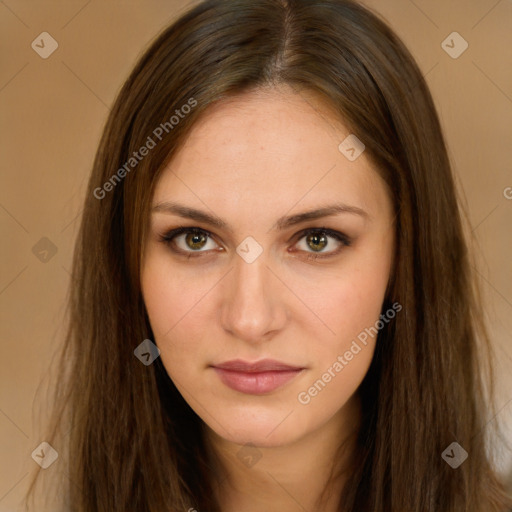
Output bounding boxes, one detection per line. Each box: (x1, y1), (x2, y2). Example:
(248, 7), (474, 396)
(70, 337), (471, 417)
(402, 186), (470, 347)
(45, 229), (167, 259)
(211, 359), (306, 395)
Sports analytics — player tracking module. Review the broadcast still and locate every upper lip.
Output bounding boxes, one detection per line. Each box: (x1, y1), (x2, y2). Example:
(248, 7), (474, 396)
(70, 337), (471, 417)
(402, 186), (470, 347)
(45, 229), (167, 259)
(212, 359), (304, 372)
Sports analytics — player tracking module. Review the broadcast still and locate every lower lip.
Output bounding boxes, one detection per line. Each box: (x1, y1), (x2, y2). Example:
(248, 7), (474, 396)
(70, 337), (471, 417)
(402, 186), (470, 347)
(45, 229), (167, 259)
(213, 368), (304, 394)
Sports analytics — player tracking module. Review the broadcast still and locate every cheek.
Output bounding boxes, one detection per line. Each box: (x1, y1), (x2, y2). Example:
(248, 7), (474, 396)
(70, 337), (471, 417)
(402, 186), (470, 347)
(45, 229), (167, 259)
(296, 256), (391, 353)
(296, 291), (378, 406)
(291, 251), (391, 407)
(142, 251), (206, 336)
(141, 253), (221, 375)
(293, 276), (386, 420)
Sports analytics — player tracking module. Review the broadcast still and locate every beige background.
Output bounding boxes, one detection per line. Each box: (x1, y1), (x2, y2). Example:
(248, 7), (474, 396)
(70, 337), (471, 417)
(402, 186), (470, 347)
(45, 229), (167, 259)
(1, 0), (511, 509)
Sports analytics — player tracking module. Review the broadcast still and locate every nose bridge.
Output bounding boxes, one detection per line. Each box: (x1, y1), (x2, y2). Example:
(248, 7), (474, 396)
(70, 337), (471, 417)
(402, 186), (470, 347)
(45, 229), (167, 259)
(221, 250), (284, 341)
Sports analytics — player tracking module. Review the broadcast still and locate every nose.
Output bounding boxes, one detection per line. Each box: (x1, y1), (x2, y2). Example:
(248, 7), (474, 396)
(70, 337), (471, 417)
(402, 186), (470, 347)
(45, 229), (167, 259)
(220, 252), (288, 343)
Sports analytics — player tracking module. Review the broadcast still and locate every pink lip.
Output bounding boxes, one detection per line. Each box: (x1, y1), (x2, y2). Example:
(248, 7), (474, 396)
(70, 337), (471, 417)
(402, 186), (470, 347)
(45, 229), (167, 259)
(214, 359), (303, 372)
(211, 359), (305, 395)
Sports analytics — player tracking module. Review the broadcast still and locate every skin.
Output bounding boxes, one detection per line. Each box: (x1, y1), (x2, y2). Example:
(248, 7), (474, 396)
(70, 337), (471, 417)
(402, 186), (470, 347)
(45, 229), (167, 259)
(141, 85), (395, 511)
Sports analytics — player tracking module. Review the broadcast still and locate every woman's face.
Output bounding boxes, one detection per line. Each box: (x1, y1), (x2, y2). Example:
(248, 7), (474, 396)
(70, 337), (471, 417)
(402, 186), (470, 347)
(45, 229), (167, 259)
(141, 86), (395, 448)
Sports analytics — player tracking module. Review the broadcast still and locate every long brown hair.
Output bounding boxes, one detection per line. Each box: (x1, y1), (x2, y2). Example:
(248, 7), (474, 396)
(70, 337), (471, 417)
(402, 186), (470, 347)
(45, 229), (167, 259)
(24, 0), (512, 510)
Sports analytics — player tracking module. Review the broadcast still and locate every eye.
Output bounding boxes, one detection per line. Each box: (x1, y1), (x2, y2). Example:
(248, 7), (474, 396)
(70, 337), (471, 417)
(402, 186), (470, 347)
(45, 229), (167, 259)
(292, 228), (351, 260)
(159, 227), (219, 258)
(159, 226), (351, 260)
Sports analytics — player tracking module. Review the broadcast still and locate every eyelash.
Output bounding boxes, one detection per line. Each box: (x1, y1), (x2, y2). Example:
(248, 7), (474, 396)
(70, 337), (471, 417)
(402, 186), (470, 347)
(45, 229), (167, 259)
(158, 226), (352, 261)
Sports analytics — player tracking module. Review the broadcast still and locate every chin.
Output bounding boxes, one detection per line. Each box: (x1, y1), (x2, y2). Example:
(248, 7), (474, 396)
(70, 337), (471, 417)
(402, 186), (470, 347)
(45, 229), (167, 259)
(216, 426), (298, 449)
(204, 403), (310, 449)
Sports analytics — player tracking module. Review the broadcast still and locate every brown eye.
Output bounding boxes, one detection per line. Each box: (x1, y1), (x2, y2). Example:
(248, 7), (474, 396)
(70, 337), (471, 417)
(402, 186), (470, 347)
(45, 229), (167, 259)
(160, 227), (219, 256)
(184, 231), (208, 250)
(294, 228), (351, 260)
(305, 232), (328, 252)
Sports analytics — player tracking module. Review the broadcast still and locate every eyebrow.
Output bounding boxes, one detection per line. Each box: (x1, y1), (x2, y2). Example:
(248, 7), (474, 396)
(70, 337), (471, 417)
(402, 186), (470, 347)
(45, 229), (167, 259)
(151, 201), (370, 233)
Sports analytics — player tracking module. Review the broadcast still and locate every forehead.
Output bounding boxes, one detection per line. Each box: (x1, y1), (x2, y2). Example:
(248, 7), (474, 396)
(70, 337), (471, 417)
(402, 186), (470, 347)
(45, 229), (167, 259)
(152, 87), (391, 225)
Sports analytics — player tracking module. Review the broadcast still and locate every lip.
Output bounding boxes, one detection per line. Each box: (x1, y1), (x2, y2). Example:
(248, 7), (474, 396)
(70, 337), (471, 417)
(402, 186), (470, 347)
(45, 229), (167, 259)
(213, 359), (303, 372)
(211, 359), (305, 395)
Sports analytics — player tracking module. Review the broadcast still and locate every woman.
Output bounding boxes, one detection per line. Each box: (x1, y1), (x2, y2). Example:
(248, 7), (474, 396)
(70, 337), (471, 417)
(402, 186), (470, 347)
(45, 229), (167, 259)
(24, 0), (512, 510)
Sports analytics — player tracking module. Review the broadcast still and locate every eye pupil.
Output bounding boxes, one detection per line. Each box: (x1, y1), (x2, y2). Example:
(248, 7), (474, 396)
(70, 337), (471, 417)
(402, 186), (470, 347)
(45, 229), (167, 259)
(307, 233), (327, 252)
